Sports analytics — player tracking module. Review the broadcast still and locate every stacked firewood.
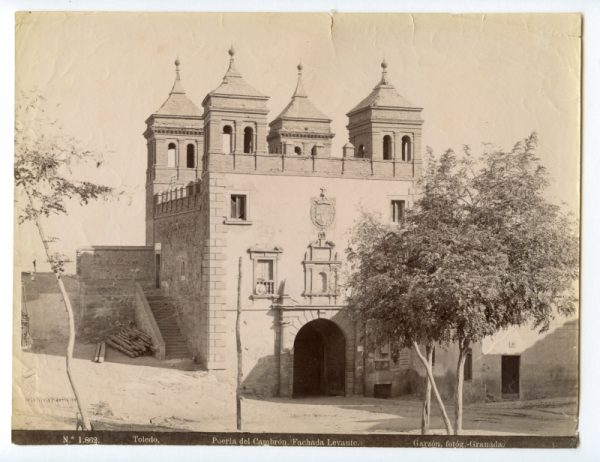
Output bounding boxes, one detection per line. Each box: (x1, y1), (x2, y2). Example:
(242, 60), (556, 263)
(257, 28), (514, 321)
(106, 327), (154, 358)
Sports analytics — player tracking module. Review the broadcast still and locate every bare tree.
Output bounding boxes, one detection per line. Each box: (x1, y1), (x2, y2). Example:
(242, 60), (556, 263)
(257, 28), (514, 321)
(15, 91), (115, 431)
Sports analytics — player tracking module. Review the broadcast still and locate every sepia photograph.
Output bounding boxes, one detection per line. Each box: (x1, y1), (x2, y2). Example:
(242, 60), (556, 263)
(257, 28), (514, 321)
(11, 11), (582, 448)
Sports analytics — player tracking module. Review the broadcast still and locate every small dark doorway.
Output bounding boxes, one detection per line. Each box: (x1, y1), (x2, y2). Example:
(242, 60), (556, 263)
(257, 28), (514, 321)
(155, 254), (161, 289)
(293, 319), (345, 397)
(501, 355), (520, 396)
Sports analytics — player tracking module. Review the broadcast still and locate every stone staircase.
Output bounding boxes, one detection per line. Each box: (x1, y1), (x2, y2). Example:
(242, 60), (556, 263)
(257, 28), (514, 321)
(144, 290), (191, 359)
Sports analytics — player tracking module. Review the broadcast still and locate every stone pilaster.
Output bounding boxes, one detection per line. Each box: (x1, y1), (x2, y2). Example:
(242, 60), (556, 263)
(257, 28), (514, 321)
(205, 171), (230, 369)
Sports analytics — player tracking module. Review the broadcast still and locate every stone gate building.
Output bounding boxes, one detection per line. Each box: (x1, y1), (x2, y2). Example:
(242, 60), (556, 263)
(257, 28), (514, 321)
(69, 49), (577, 401)
(142, 48), (422, 397)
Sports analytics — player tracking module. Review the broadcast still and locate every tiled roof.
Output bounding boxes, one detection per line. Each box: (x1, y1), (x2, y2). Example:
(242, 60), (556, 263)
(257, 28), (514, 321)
(348, 60), (417, 114)
(208, 48), (266, 99)
(273, 63), (330, 122)
(154, 59), (202, 117)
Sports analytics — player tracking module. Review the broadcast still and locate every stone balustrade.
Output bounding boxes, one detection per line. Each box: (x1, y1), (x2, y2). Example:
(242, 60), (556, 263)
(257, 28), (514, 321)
(153, 150), (420, 218)
(208, 152), (420, 180)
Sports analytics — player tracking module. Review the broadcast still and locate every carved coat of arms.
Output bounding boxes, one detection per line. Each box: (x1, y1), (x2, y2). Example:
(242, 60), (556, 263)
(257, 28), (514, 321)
(311, 188), (336, 231)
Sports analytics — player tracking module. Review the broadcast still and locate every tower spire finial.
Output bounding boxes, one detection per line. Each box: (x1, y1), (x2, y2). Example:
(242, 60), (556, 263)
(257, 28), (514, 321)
(224, 44), (241, 79)
(170, 57), (185, 94)
(380, 58), (389, 85)
(293, 61), (307, 97)
(174, 57), (181, 79)
(228, 44), (236, 68)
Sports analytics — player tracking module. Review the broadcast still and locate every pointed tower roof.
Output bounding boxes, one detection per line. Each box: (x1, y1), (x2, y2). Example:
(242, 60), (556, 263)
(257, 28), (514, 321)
(207, 46), (267, 99)
(154, 58), (202, 117)
(347, 59), (418, 115)
(273, 63), (331, 122)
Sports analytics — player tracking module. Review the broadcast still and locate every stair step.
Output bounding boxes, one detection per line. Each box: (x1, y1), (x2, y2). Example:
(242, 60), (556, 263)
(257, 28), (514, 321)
(143, 289), (192, 359)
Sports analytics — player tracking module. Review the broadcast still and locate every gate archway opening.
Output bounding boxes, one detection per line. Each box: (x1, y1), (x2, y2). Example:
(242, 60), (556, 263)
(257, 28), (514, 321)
(293, 318), (346, 397)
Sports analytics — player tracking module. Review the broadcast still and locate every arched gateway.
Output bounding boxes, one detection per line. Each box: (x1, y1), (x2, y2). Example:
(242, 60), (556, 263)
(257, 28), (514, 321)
(293, 319), (346, 397)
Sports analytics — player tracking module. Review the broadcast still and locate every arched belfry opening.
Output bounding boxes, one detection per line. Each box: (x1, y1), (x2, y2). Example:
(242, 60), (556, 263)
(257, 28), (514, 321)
(186, 144), (195, 168)
(383, 135), (392, 160)
(293, 319), (346, 397)
(243, 126), (254, 153)
(401, 135), (412, 162)
(167, 143), (177, 168)
(223, 125), (233, 154)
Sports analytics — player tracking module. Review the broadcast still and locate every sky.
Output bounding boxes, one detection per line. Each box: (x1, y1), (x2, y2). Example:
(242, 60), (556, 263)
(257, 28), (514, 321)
(14, 12), (581, 272)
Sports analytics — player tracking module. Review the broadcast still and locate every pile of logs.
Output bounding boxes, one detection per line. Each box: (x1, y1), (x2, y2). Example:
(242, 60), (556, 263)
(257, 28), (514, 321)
(105, 327), (154, 358)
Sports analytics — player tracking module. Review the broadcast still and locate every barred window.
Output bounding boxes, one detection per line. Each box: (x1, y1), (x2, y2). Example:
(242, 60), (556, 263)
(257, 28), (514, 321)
(230, 194), (247, 220)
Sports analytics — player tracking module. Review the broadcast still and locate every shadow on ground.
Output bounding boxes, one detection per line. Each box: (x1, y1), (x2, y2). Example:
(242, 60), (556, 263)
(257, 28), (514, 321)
(246, 395), (578, 435)
(29, 339), (204, 372)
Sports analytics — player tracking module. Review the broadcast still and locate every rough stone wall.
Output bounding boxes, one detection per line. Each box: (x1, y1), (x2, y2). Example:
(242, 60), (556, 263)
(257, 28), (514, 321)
(153, 181), (210, 366)
(20, 272), (79, 342)
(481, 320), (578, 400)
(150, 171), (231, 370)
(76, 246), (154, 342)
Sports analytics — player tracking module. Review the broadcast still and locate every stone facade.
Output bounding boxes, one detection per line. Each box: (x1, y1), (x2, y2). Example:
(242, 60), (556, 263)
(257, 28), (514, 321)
(69, 50), (577, 402)
(141, 50), (423, 392)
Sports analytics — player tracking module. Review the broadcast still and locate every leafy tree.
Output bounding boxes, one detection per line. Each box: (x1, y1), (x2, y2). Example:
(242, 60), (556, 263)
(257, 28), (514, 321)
(15, 92), (115, 431)
(347, 134), (578, 435)
(346, 214), (456, 435)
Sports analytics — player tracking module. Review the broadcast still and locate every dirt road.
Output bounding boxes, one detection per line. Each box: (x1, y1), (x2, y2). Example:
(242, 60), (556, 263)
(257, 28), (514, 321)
(12, 346), (577, 436)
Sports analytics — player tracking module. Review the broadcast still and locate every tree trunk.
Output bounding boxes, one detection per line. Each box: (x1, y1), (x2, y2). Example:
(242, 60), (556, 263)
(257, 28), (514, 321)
(413, 341), (453, 435)
(24, 189), (92, 431)
(235, 257), (243, 431)
(421, 344), (433, 434)
(454, 341), (469, 435)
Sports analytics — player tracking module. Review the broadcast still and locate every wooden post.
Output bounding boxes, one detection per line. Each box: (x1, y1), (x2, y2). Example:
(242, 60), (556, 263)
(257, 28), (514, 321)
(236, 256), (243, 431)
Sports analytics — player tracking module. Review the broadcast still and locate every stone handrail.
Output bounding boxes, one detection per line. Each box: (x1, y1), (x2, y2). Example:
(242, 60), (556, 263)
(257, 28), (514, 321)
(134, 282), (166, 360)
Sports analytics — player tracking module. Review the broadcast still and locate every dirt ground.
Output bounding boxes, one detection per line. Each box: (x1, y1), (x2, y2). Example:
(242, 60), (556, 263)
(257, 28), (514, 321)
(12, 344), (578, 436)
